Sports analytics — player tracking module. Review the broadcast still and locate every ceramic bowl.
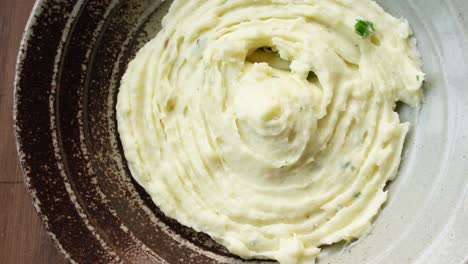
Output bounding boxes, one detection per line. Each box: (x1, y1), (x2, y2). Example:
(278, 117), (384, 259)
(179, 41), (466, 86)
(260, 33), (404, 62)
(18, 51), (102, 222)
(14, 0), (468, 263)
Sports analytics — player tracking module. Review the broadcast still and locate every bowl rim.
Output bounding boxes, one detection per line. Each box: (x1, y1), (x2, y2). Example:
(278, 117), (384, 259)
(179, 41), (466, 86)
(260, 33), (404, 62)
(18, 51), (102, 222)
(13, 1), (113, 263)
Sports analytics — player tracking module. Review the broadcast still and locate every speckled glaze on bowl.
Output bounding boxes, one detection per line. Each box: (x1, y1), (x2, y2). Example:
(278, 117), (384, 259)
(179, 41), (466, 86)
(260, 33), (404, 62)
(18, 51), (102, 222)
(14, 0), (468, 264)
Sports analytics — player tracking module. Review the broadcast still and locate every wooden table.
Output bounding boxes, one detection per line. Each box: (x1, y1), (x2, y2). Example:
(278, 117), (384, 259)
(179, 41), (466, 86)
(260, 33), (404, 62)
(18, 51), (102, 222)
(0, 0), (67, 263)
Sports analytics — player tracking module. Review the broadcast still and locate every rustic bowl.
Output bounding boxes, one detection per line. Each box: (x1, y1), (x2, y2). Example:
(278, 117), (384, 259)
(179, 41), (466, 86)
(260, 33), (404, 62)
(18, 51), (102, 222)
(14, 0), (468, 263)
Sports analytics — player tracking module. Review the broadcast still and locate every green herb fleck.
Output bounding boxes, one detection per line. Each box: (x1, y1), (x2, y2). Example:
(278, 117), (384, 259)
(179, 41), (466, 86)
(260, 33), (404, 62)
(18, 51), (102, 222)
(299, 107), (304, 112)
(342, 161), (351, 169)
(355, 19), (375, 38)
(335, 205), (343, 213)
(354, 192), (361, 198)
(416, 75), (420, 81)
(280, 161), (288, 169)
(307, 71), (316, 81)
(259, 46), (280, 57)
(311, 163), (322, 171)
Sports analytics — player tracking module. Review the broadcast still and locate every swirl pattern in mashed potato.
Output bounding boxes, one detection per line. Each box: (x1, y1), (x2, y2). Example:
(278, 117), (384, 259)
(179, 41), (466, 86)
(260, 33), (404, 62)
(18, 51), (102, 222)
(117, 0), (424, 263)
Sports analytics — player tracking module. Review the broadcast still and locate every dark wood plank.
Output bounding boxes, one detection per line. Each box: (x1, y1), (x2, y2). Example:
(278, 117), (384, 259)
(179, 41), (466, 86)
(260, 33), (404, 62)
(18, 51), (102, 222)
(0, 0), (67, 263)
(0, 0), (33, 183)
(0, 185), (67, 264)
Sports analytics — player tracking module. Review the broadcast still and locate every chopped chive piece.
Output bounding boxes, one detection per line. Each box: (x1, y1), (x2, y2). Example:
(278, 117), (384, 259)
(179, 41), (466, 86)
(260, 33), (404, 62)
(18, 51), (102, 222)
(341, 161), (351, 169)
(354, 192), (361, 198)
(355, 19), (374, 38)
(307, 71), (316, 81)
(260, 46), (273, 52)
(259, 46), (280, 56)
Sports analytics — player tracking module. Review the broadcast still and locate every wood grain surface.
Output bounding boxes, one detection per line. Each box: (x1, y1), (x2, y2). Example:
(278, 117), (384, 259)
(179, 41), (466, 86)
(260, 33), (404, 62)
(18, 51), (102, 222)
(0, 0), (67, 263)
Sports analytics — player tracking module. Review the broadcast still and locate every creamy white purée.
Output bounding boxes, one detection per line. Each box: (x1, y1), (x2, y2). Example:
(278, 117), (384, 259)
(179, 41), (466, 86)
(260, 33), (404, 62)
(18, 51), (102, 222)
(117, 0), (424, 263)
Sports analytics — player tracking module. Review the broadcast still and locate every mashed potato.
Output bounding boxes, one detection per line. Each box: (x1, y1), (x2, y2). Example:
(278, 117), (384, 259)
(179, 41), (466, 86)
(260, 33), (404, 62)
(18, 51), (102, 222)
(117, 0), (424, 263)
